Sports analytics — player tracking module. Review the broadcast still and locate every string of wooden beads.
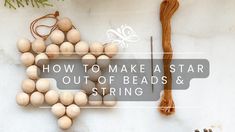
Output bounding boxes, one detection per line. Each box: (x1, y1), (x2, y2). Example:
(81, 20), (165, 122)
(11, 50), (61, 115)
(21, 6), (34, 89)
(16, 15), (118, 130)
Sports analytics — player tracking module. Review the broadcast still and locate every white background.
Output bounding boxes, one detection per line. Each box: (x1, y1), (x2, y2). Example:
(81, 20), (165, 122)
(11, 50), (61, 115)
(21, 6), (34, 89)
(0, 0), (235, 131)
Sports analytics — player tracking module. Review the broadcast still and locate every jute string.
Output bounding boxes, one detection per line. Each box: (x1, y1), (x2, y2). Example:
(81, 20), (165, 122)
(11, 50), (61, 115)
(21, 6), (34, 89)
(159, 0), (179, 115)
(30, 11), (59, 40)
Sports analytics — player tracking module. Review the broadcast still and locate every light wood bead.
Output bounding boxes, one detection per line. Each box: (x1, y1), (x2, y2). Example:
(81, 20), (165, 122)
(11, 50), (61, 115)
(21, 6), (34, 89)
(17, 38), (31, 53)
(30, 92), (44, 106)
(20, 52), (35, 67)
(81, 80), (96, 95)
(75, 41), (89, 56)
(32, 39), (46, 53)
(59, 92), (74, 106)
(87, 66), (102, 82)
(21, 79), (35, 94)
(104, 43), (118, 58)
(16, 92), (30, 106)
(74, 91), (88, 106)
(66, 104), (80, 119)
(60, 42), (74, 56)
(58, 116), (72, 130)
(81, 53), (96, 68)
(50, 30), (65, 44)
(26, 65), (40, 80)
(90, 42), (103, 56)
(57, 17), (73, 32)
(35, 53), (49, 67)
(36, 79), (50, 93)
(103, 94), (117, 106)
(96, 82), (110, 96)
(88, 94), (102, 106)
(67, 29), (81, 44)
(45, 90), (59, 105)
(51, 103), (66, 117)
(97, 55), (110, 69)
(46, 44), (60, 59)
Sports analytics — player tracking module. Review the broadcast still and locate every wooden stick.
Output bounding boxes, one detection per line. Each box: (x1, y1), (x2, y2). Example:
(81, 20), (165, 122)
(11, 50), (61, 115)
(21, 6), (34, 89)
(159, 0), (179, 115)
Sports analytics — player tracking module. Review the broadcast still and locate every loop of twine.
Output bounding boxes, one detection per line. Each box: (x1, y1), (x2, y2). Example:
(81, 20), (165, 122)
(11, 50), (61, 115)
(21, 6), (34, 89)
(159, 0), (179, 115)
(30, 11), (60, 40)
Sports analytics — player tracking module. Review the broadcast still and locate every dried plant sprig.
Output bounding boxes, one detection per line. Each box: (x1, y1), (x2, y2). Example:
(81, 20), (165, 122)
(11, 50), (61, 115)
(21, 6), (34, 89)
(4, 0), (16, 9)
(3, 0), (61, 9)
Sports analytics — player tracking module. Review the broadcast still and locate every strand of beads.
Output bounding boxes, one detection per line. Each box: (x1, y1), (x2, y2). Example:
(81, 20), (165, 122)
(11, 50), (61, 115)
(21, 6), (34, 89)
(16, 16), (118, 130)
(80, 42), (118, 107)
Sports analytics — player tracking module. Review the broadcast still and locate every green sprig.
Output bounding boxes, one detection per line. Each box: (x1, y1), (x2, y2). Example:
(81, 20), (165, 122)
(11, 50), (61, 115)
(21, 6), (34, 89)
(4, 0), (61, 9)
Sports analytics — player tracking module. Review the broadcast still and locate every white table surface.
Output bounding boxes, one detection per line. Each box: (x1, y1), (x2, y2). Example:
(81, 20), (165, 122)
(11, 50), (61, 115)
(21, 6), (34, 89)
(0, 0), (234, 131)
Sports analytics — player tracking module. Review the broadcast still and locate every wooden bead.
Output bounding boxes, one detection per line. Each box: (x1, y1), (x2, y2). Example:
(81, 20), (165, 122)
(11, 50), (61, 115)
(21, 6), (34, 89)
(67, 29), (81, 44)
(35, 53), (49, 67)
(26, 65), (40, 80)
(16, 92), (30, 106)
(66, 104), (80, 119)
(60, 42), (74, 56)
(17, 38), (31, 53)
(103, 94), (117, 106)
(81, 80), (96, 95)
(21, 79), (35, 94)
(51, 103), (66, 117)
(88, 94), (102, 106)
(96, 82), (110, 96)
(20, 52), (35, 67)
(45, 90), (59, 105)
(87, 66), (102, 82)
(104, 43), (118, 58)
(74, 91), (88, 106)
(90, 42), (103, 56)
(57, 17), (73, 32)
(50, 30), (65, 44)
(46, 44), (60, 59)
(32, 39), (46, 53)
(97, 55), (110, 69)
(30, 92), (44, 106)
(75, 41), (89, 56)
(59, 92), (74, 106)
(81, 53), (96, 67)
(36, 79), (50, 93)
(58, 116), (72, 130)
